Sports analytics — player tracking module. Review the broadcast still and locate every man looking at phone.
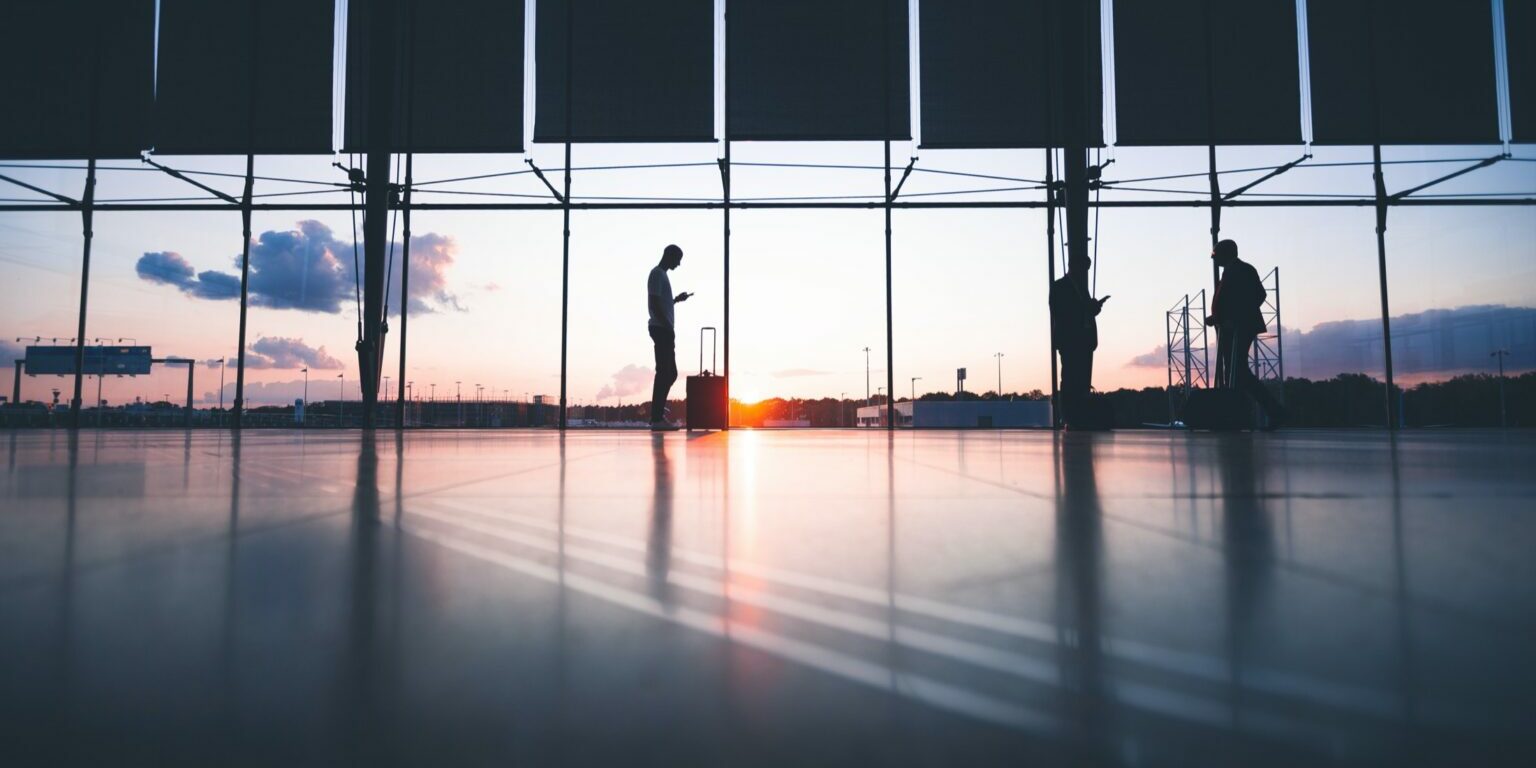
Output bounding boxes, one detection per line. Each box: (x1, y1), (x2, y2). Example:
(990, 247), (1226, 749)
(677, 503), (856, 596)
(1050, 251), (1109, 428)
(648, 244), (692, 430)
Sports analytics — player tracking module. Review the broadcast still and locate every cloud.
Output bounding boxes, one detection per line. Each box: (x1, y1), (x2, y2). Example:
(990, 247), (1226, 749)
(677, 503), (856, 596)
(595, 364), (654, 401)
(772, 368), (831, 378)
(1126, 346), (1167, 368)
(135, 251), (194, 285)
(1126, 304), (1536, 380)
(243, 337), (344, 370)
(135, 220), (464, 316)
(0, 340), (21, 371)
(197, 338), (343, 370)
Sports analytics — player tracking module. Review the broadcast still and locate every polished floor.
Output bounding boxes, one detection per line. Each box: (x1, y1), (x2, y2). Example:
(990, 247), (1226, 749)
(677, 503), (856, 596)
(1, 428), (1533, 766)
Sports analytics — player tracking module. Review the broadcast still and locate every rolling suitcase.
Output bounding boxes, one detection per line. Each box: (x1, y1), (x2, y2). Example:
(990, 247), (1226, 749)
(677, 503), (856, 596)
(1182, 330), (1254, 430)
(686, 327), (728, 431)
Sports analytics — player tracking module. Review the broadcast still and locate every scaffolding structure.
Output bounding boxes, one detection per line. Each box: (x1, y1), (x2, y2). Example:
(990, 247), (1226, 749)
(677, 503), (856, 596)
(1251, 267), (1285, 386)
(1165, 290), (1211, 424)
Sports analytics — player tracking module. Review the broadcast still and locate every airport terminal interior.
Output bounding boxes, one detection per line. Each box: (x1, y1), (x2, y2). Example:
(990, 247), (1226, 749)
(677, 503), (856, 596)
(4, 0), (1536, 765)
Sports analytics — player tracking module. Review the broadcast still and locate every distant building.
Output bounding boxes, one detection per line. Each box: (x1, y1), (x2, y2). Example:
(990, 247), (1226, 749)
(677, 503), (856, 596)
(856, 400), (1052, 428)
(763, 418), (812, 428)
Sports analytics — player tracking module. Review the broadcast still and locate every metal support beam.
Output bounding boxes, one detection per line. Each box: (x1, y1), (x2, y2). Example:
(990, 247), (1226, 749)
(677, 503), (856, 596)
(1223, 154), (1310, 202)
(1207, 145), (1222, 292)
(68, 159), (96, 428)
(0, 173), (76, 204)
(141, 156), (241, 204)
(1045, 150), (1059, 429)
(359, 0), (400, 430)
(396, 0), (419, 430)
(12, 360), (22, 405)
(396, 153), (413, 429)
(558, 0), (573, 431)
(720, 153), (731, 428)
(3, 196), (1532, 214)
(1390, 154), (1505, 201)
(184, 361), (194, 428)
(888, 156), (918, 202)
(885, 139), (894, 431)
(882, 0), (894, 431)
(232, 154), (254, 429)
(1373, 145), (1399, 429)
(526, 159), (566, 203)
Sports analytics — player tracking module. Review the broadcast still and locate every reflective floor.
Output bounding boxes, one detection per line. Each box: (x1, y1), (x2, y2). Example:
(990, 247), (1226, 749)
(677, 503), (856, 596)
(1, 428), (1534, 766)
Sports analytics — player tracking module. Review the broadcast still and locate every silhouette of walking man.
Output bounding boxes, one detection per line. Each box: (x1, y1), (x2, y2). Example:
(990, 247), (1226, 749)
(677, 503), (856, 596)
(647, 244), (691, 430)
(1050, 252), (1109, 429)
(1206, 239), (1286, 428)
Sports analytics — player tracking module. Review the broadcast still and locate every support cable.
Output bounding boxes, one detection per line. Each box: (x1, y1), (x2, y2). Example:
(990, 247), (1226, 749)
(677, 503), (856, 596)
(347, 152), (364, 345)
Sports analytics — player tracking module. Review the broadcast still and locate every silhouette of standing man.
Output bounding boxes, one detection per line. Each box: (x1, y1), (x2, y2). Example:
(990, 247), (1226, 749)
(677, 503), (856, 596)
(1206, 239), (1286, 428)
(647, 244), (691, 430)
(1050, 252), (1109, 428)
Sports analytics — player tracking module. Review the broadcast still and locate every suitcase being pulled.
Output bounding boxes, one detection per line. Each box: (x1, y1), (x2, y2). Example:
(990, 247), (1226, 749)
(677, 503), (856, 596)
(1181, 327), (1259, 431)
(1181, 388), (1253, 431)
(686, 326), (727, 431)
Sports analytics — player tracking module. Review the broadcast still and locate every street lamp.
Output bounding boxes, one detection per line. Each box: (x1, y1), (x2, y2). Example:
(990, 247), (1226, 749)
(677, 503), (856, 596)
(909, 377), (923, 428)
(301, 367), (309, 426)
(384, 375), (391, 404)
(994, 352), (1004, 397)
(218, 358), (227, 413)
(1492, 349), (1510, 428)
(862, 346), (871, 406)
(456, 381), (462, 427)
(338, 373), (345, 426)
(840, 392), (847, 427)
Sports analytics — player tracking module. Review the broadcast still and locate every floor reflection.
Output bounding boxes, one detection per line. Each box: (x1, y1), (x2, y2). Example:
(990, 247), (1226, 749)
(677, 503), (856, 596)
(647, 435), (674, 605)
(2, 429), (1533, 765)
(1215, 435), (1275, 727)
(1053, 433), (1106, 749)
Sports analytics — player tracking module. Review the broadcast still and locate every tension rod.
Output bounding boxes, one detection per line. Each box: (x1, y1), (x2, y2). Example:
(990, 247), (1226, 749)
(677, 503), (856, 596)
(525, 159), (565, 203)
(888, 156), (918, 202)
(141, 154), (240, 204)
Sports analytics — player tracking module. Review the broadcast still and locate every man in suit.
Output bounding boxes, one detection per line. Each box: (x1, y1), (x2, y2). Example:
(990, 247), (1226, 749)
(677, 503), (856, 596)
(1206, 239), (1286, 428)
(1050, 252), (1109, 429)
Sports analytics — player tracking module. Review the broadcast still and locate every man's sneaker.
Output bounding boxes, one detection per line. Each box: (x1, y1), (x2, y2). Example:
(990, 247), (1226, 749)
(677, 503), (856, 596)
(650, 421), (679, 432)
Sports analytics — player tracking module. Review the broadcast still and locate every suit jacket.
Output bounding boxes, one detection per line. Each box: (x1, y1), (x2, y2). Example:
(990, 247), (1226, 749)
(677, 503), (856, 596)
(1050, 273), (1098, 352)
(1211, 259), (1267, 336)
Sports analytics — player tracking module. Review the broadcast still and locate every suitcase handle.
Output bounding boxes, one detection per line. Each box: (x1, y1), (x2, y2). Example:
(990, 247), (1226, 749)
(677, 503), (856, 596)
(699, 326), (717, 375)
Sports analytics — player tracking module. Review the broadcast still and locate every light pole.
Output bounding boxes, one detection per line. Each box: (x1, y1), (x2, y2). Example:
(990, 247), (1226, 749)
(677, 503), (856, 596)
(840, 392), (847, 427)
(301, 367), (309, 426)
(218, 358), (226, 412)
(338, 373), (344, 426)
(909, 377), (921, 428)
(456, 381), (462, 427)
(384, 375), (391, 404)
(862, 346), (871, 406)
(1492, 349), (1510, 428)
(876, 386), (884, 427)
(994, 352), (1004, 397)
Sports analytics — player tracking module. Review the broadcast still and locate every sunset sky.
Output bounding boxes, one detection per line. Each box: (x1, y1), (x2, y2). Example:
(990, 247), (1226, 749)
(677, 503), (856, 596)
(2, 0), (1533, 410)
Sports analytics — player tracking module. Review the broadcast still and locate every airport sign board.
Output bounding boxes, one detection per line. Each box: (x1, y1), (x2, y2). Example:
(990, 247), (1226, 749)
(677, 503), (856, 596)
(24, 346), (153, 376)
